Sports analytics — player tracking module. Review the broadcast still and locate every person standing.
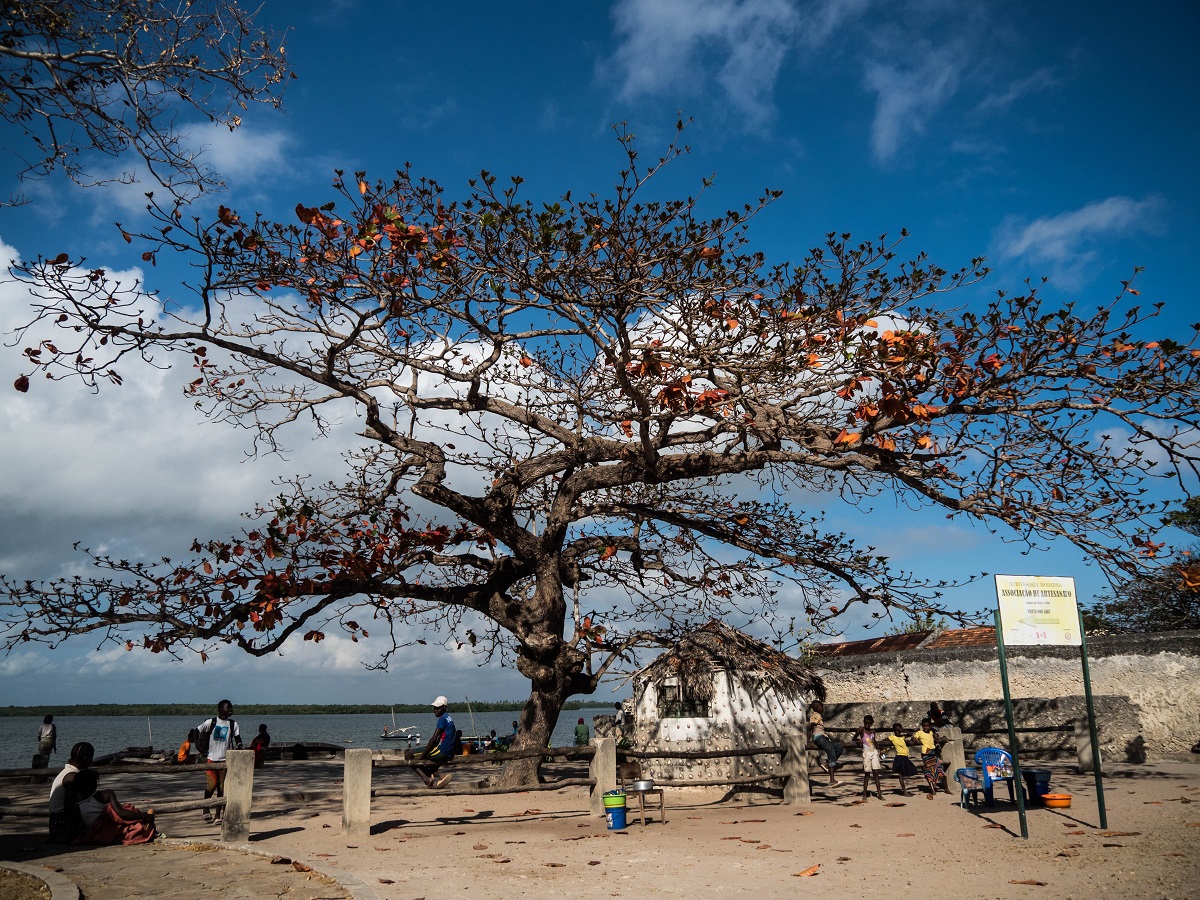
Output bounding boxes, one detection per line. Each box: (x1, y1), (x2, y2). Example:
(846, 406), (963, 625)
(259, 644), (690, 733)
(37, 715), (57, 757)
(854, 715), (885, 801)
(886, 723), (919, 796)
(197, 699), (242, 824)
(573, 717), (590, 745)
(408, 696), (456, 788)
(249, 724), (271, 769)
(912, 718), (948, 797)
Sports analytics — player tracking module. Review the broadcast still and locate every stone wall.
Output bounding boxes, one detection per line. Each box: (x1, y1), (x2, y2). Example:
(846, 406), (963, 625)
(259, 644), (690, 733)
(814, 630), (1200, 758)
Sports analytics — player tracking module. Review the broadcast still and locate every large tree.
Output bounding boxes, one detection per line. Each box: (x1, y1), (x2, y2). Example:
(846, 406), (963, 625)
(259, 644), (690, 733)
(1084, 497), (1200, 633)
(0, 0), (289, 198)
(4, 130), (1200, 783)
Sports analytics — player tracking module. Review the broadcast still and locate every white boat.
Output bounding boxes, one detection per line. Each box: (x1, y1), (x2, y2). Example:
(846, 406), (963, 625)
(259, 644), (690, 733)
(381, 708), (421, 742)
(380, 726), (420, 742)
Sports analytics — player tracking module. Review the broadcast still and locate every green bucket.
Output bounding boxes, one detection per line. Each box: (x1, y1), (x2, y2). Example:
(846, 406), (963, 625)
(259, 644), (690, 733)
(603, 790), (626, 809)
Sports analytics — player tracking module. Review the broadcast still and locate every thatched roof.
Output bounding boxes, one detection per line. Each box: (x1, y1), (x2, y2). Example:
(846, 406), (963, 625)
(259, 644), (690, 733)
(636, 620), (825, 704)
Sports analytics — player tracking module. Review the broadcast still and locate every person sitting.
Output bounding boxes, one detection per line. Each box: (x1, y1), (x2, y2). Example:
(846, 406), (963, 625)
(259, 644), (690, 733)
(48, 741), (93, 843)
(407, 696), (457, 788)
(72, 769), (156, 845)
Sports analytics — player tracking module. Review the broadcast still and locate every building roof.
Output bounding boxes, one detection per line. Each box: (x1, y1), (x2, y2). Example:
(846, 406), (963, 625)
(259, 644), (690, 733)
(816, 626), (996, 658)
(636, 620), (826, 702)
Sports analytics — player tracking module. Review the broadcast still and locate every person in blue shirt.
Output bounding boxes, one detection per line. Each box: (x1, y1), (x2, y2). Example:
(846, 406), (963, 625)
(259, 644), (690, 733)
(408, 696), (456, 788)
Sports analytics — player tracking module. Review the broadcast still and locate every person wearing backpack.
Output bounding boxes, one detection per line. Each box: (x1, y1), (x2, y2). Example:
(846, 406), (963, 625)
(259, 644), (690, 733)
(196, 699), (242, 824)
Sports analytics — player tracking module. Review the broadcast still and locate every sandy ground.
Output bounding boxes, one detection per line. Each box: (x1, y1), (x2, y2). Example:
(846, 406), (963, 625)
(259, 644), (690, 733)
(3, 756), (1199, 899)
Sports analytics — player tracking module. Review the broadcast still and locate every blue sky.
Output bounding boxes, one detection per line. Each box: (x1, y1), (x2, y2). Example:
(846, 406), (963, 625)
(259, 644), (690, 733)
(1, 0), (1197, 706)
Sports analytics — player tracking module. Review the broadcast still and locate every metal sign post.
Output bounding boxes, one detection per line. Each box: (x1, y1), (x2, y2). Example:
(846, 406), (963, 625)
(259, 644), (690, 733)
(993, 574), (1107, 837)
(993, 607), (1029, 839)
(1076, 606), (1108, 829)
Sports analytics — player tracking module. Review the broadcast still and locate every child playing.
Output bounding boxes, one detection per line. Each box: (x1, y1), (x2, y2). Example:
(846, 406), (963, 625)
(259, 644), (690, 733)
(912, 718), (949, 797)
(886, 723), (919, 796)
(853, 715), (885, 800)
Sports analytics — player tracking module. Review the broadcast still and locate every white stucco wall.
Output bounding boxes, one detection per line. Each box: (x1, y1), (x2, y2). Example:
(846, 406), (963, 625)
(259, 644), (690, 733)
(633, 669), (809, 783)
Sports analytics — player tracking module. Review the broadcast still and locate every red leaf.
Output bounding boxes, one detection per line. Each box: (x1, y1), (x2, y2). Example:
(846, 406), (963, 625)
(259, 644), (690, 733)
(51, 252), (70, 265)
(13, 375), (29, 392)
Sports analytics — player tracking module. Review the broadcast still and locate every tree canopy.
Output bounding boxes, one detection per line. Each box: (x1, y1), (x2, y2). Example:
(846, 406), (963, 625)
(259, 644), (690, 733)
(1084, 497), (1200, 633)
(4, 128), (1199, 782)
(0, 0), (289, 198)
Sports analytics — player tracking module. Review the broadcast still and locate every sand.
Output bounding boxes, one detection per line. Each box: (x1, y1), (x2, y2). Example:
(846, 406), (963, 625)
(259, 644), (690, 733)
(4, 756), (1198, 898)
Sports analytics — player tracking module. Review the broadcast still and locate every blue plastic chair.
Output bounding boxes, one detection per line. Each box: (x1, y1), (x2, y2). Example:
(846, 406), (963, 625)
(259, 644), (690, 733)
(954, 767), (985, 808)
(973, 747), (1017, 806)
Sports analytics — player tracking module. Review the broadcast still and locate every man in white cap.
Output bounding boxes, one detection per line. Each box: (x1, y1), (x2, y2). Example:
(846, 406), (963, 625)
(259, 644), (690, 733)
(408, 696), (456, 788)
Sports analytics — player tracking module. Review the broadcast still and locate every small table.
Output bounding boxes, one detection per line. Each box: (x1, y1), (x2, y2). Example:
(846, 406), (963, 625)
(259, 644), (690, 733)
(625, 787), (667, 825)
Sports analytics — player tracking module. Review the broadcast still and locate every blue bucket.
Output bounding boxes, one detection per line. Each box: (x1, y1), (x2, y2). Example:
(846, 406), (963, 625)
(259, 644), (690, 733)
(606, 805), (627, 830)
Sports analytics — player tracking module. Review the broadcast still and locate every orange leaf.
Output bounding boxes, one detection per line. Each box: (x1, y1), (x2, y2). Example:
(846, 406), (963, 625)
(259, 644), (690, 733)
(793, 864), (820, 877)
(834, 429), (861, 446)
(697, 246), (721, 260)
(519, 355), (532, 367)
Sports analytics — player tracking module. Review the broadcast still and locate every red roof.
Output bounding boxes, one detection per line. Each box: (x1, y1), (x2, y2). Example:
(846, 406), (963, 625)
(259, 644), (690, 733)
(923, 626), (996, 649)
(816, 626), (996, 658)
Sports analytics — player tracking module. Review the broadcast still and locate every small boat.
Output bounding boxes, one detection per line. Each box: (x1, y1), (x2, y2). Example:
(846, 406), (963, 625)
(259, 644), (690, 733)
(381, 708), (420, 742)
(380, 726), (420, 743)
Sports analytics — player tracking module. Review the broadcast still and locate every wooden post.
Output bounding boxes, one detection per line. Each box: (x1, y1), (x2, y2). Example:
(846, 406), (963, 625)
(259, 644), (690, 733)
(342, 748), (373, 837)
(782, 734), (811, 804)
(1074, 719), (1097, 774)
(590, 737), (616, 816)
(942, 725), (966, 780)
(220, 750), (254, 843)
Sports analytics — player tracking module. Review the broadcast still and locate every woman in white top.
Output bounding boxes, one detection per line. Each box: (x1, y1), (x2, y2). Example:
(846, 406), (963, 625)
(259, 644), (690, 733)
(47, 741), (93, 843)
(37, 715), (57, 756)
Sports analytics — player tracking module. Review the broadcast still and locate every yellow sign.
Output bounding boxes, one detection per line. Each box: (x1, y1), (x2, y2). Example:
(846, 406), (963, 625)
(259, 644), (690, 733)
(994, 574), (1081, 646)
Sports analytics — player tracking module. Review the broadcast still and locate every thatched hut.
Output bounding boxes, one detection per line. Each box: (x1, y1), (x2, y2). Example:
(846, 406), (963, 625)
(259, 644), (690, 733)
(630, 621), (825, 788)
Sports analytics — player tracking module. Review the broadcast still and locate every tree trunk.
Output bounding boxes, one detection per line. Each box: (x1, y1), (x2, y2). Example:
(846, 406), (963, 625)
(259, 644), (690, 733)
(494, 638), (591, 787)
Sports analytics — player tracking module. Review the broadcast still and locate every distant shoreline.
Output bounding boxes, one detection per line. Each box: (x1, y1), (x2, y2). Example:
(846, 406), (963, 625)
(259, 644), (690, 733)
(0, 701), (613, 717)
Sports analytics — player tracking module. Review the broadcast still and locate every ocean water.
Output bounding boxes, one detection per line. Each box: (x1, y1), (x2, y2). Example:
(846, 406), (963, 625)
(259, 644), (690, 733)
(0, 708), (613, 770)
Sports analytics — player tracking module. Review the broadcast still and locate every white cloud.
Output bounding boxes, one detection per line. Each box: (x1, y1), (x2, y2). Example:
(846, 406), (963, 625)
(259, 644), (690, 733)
(864, 43), (967, 163)
(976, 66), (1058, 112)
(0, 237), (556, 704)
(196, 122), (291, 185)
(994, 195), (1166, 287)
(0, 237), (360, 576)
(608, 0), (804, 131)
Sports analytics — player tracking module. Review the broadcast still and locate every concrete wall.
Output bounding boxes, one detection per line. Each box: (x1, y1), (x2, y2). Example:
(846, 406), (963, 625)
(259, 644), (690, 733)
(814, 630), (1200, 758)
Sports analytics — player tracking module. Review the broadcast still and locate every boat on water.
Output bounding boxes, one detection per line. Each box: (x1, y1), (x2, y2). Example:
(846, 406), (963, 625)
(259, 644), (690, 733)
(380, 725), (421, 742)
(380, 708), (421, 742)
